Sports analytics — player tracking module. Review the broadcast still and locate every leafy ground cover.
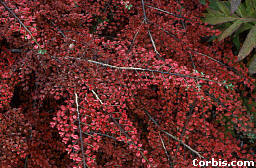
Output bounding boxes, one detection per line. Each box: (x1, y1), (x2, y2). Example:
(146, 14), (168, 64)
(0, 0), (255, 167)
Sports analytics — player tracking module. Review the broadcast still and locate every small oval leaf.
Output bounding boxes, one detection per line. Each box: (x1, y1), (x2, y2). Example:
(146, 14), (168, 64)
(38, 49), (47, 55)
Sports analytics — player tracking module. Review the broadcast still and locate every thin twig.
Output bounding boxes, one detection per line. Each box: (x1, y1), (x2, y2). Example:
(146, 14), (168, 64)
(159, 132), (173, 168)
(144, 109), (204, 159)
(188, 51), (196, 70)
(87, 59), (218, 82)
(91, 89), (135, 142)
(49, 20), (66, 38)
(91, 88), (152, 167)
(75, 92), (88, 168)
(163, 129), (204, 159)
(91, 89), (103, 105)
(191, 50), (229, 67)
(148, 30), (160, 55)
(141, 0), (148, 23)
(88, 131), (119, 141)
(203, 90), (228, 108)
(145, 5), (190, 20)
(0, 0), (41, 48)
(141, 0), (161, 55)
(150, 20), (244, 78)
(173, 100), (196, 163)
(24, 155), (28, 168)
(127, 20), (144, 53)
(149, 20), (179, 41)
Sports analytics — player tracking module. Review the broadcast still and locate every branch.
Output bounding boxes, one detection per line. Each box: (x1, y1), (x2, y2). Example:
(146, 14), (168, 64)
(24, 155), (28, 168)
(145, 5), (190, 20)
(159, 132), (173, 168)
(49, 20), (66, 38)
(141, 0), (148, 23)
(91, 89), (135, 144)
(190, 50), (241, 75)
(162, 130), (204, 159)
(149, 20), (179, 41)
(141, 0), (161, 55)
(87, 59), (218, 83)
(203, 90), (228, 108)
(52, 55), (215, 84)
(173, 100), (196, 162)
(91, 89), (103, 105)
(87, 131), (119, 141)
(148, 30), (160, 55)
(0, 0), (41, 48)
(90, 88), (152, 166)
(151, 18), (247, 80)
(127, 20), (144, 53)
(74, 92), (88, 168)
(144, 109), (205, 159)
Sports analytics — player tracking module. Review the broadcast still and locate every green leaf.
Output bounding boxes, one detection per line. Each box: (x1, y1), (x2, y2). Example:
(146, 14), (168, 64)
(245, 0), (256, 17)
(253, 0), (256, 11)
(128, 4), (132, 10)
(216, 1), (230, 15)
(235, 2), (247, 17)
(218, 20), (244, 41)
(207, 35), (218, 42)
(38, 49), (47, 55)
(209, 0), (220, 10)
(238, 25), (256, 61)
(200, 0), (206, 5)
(73, 0), (80, 7)
(204, 16), (238, 25)
(232, 34), (240, 53)
(245, 0), (254, 10)
(206, 8), (224, 16)
(236, 22), (254, 34)
(248, 54), (256, 75)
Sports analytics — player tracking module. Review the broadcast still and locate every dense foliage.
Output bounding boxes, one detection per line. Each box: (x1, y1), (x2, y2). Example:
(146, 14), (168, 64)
(0, 0), (255, 167)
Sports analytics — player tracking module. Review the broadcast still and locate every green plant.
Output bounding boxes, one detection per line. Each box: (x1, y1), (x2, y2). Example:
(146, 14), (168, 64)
(203, 0), (256, 75)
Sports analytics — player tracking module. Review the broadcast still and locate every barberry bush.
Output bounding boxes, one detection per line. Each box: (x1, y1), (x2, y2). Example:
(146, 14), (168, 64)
(0, 0), (255, 167)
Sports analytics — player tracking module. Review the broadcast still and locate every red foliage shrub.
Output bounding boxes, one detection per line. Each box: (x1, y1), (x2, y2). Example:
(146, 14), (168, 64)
(0, 0), (255, 167)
